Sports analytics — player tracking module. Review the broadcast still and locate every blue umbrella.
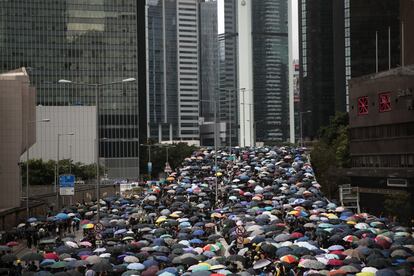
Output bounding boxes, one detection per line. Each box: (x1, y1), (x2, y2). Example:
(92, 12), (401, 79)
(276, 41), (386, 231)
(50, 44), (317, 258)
(55, 213), (69, 220)
(192, 229), (205, 236)
(126, 263), (145, 270)
(143, 259), (158, 268)
(27, 217), (37, 223)
(154, 256), (169, 263)
(114, 229), (127, 235)
(189, 238), (203, 245)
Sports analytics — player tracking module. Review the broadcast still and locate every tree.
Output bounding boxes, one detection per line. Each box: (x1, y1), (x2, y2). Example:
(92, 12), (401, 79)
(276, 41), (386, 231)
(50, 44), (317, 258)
(310, 112), (350, 199)
(21, 158), (104, 185)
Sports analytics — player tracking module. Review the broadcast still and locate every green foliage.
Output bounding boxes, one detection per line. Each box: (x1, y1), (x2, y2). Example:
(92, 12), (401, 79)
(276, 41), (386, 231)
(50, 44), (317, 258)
(140, 142), (197, 179)
(384, 193), (412, 224)
(21, 158), (104, 185)
(310, 112), (350, 198)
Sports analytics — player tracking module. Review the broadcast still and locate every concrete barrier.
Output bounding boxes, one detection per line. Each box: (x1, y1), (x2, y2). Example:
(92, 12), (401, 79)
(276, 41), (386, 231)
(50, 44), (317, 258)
(0, 184), (120, 230)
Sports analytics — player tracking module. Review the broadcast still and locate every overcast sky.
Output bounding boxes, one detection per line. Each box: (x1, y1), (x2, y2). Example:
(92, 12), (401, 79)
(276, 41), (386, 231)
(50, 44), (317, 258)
(218, 0), (299, 59)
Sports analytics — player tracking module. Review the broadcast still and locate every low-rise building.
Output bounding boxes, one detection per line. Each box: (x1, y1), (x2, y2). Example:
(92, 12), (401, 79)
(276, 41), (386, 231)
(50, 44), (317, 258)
(347, 65), (414, 215)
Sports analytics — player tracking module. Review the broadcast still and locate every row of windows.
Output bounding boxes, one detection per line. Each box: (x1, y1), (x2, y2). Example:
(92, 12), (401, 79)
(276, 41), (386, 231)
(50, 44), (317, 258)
(350, 122), (414, 140)
(351, 154), (414, 168)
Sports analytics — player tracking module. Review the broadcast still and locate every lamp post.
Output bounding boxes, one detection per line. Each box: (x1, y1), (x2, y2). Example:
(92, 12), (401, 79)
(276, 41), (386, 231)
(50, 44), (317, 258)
(55, 132), (75, 211)
(299, 110), (312, 147)
(58, 77), (136, 221)
(26, 118), (50, 219)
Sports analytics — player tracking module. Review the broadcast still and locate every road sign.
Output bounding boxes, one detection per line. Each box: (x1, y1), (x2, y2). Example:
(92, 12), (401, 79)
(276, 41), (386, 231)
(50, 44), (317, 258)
(94, 223), (104, 233)
(164, 162), (172, 173)
(59, 174), (75, 195)
(95, 233), (103, 240)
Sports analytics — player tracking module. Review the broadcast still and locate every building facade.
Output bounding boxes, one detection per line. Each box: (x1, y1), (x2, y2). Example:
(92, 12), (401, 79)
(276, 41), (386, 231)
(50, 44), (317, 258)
(298, 0), (346, 140)
(0, 68), (36, 209)
(217, 0), (239, 147)
(252, 0), (289, 143)
(146, 0), (200, 142)
(0, 0), (140, 178)
(347, 66), (414, 215)
(299, 0), (402, 140)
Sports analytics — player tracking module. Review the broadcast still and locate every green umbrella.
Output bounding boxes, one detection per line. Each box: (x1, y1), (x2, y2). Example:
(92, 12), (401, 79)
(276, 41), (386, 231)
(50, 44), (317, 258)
(51, 261), (68, 269)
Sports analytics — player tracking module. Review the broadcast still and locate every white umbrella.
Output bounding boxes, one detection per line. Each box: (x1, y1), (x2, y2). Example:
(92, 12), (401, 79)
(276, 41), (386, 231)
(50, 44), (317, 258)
(253, 259), (271, 270)
(65, 241), (79, 248)
(124, 256), (140, 263)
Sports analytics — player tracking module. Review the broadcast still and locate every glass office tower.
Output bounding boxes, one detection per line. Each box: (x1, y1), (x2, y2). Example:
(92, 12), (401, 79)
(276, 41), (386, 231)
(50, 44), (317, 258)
(252, 0), (289, 143)
(0, 0), (139, 178)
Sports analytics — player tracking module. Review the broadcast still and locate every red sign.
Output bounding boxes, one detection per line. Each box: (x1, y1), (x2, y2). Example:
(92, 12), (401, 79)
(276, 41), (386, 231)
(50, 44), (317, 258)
(357, 96), (369, 115)
(379, 92), (391, 112)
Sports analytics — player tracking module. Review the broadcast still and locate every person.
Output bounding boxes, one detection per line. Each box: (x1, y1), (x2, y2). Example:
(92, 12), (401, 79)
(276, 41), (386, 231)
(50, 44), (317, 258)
(85, 264), (96, 276)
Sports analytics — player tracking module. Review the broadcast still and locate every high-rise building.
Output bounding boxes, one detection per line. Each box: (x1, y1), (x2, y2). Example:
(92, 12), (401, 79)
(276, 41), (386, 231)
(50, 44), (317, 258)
(218, 0), (290, 146)
(0, 0), (140, 178)
(199, 0), (218, 122)
(252, 0), (289, 143)
(299, 0), (402, 140)
(146, 0), (200, 143)
(298, 0), (346, 140)
(218, 0), (239, 147)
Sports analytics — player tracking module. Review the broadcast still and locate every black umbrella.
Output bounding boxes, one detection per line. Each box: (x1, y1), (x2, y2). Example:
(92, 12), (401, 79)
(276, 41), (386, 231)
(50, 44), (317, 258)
(91, 261), (112, 272)
(1, 254), (17, 263)
(181, 257), (199, 266)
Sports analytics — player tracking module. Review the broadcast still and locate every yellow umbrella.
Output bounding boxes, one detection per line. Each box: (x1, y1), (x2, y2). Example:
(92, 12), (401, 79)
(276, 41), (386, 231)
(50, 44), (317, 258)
(156, 216), (167, 224)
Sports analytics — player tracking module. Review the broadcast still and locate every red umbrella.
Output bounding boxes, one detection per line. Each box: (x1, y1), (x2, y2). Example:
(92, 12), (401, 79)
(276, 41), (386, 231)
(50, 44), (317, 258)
(43, 252), (58, 260)
(290, 232), (304, 239)
(6, 241), (18, 247)
(280, 254), (299, 264)
(80, 219), (90, 225)
(375, 235), (392, 249)
(328, 259), (344, 267)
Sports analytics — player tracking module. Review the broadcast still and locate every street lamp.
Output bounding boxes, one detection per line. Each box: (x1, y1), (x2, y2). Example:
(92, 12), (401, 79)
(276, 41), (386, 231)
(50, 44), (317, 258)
(299, 110), (312, 147)
(55, 132), (75, 211)
(58, 77), (136, 221)
(25, 118), (50, 219)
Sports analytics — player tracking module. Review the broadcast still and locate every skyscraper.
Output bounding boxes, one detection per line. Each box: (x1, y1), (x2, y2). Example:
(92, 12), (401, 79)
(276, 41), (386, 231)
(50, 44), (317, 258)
(252, 0), (289, 143)
(299, 0), (401, 140)
(218, 0), (290, 146)
(146, 0), (200, 143)
(0, 0), (140, 178)
(199, 0), (218, 123)
(218, 0), (239, 147)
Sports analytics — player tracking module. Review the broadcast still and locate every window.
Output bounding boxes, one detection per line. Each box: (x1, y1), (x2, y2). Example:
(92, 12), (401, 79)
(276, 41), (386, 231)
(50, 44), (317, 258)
(379, 92), (391, 112)
(357, 96), (368, 115)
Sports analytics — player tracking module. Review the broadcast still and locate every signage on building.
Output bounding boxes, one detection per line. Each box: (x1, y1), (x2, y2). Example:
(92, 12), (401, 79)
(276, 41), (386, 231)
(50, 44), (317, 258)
(59, 174), (75, 195)
(397, 88), (413, 98)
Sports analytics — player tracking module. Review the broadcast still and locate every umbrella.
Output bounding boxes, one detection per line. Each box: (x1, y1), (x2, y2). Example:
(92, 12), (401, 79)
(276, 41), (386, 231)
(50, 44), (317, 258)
(339, 265), (361, 273)
(280, 255), (299, 264)
(126, 263), (145, 270)
(299, 259), (326, 270)
(1, 254), (17, 263)
(6, 241), (18, 247)
(252, 259), (271, 270)
(43, 253), (58, 260)
(124, 256), (140, 263)
(92, 262), (112, 272)
(21, 252), (44, 261)
(86, 255), (101, 265)
(51, 261), (68, 269)
(56, 213), (69, 220)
